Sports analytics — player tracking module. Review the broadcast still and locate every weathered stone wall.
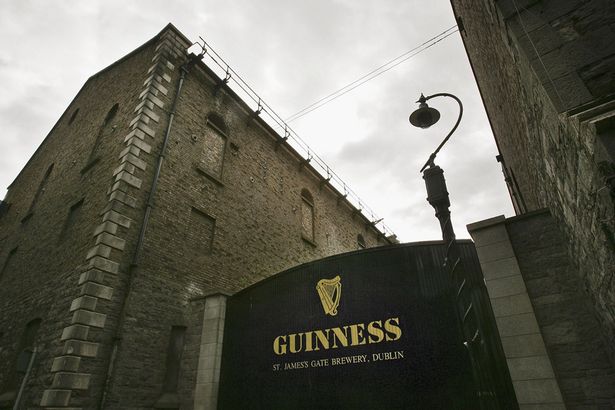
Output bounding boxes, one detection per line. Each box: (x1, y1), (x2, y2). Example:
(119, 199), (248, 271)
(451, 0), (615, 364)
(506, 210), (615, 408)
(0, 35), (158, 409)
(0, 24), (390, 409)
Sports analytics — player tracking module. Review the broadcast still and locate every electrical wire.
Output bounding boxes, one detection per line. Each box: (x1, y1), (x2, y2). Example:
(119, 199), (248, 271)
(285, 26), (459, 123)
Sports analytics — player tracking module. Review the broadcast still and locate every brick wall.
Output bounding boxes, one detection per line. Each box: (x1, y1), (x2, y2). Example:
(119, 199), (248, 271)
(450, 0), (615, 364)
(0, 24), (391, 409)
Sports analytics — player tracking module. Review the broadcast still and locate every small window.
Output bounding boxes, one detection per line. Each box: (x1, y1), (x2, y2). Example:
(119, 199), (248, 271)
(200, 117), (228, 179)
(103, 104), (119, 127)
(85, 103), (119, 167)
(301, 189), (315, 242)
(0, 247), (18, 279)
(60, 199), (84, 241)
(162, 326), (186, 393)
(25, 163), (54, 218)
(68, 108), (79, 125)
(357, 234), (366, 249)
(188, 207), (216, 254)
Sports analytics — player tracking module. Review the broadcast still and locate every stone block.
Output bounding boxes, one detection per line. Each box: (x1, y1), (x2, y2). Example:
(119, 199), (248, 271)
(81, 282), (113, 300)
(86, 244), (112, 260)
(470, 223), (510, 247)
(109, 190), (138, 208)
(126, 136), (152, 153)
(63, 340), (99, 357)
(113, 162), (136, 177)
(51, 355), (81, 372)
(87, 256), (120, 274)
(133, 118), (156, 138)
(507, 355), (556, 380)
(103, 210), (132, 228)
(491, 292), (533, 317)
(120, 152), (147, 170)
(61, 325), (90, 341)
(70, 296), (98, 312)
(513, 379), (564, 404)
(486, 275), (528, 299)
(476, 240), (516, 263)
(495, 313), (540, 337)
(501, 334), (548, 358)
(52, 372), (91, 390)
(78, 270), (106, 285)
(72, 309), (106, 328)
(40, 389), (72, 407)
(480, 257), (521, 280)
(93, 221), (119, 236)
(115, 170), (142, 189)
(95, 232), (126, 251)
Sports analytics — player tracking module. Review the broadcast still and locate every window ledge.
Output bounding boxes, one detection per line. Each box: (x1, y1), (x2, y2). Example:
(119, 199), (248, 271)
(195, 165), (224, 187)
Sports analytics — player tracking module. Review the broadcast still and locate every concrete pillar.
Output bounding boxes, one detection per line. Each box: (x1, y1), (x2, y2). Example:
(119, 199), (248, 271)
(467, 216), (565, 409)
(194, 294), (227, 410)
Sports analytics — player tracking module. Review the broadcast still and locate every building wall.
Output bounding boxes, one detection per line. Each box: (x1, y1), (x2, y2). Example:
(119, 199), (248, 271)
(450, 0), (615, 364)
(0, 36), (157, 409)
(106, 34), (387, 410)
(0, 24), (390, 409)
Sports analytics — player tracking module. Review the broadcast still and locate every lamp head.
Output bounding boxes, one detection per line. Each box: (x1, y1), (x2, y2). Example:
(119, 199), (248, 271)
(409, 94), (440, 129)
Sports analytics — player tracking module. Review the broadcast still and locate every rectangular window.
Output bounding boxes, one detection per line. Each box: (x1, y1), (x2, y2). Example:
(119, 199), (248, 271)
(188, 207), (216, 254)
(60, 199), (84, 241)
(162, 326), (186, 393)
(0, 247), (17, 279)
(200, 125), (227, 179)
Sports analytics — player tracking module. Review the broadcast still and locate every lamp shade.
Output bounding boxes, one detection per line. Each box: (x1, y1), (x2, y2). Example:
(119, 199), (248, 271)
(409, 103), (441, 129)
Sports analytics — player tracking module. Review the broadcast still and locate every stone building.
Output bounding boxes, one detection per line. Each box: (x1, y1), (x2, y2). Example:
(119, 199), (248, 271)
(0, 24), (392, 409)
(451, 0), (615, 408)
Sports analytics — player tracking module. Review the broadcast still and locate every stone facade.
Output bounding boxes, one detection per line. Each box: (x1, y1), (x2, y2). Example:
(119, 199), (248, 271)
(451, 0), (615, 369)
(0, 24), (390, 409)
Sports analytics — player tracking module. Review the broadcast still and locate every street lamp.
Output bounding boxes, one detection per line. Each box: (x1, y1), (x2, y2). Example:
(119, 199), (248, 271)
(409, 93), (463, 242)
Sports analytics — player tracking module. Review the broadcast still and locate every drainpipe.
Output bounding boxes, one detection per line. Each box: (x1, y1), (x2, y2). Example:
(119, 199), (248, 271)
(98, 52), (202, 409)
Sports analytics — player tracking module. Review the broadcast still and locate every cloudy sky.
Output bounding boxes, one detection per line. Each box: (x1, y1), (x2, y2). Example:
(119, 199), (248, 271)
(0, 0), (513, 242)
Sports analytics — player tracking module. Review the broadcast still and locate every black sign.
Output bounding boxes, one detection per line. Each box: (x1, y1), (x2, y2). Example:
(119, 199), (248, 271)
(218, 242), (481, 409)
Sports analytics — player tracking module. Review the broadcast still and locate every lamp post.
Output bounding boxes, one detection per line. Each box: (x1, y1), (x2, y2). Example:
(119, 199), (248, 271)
(409, 93), (463, 242)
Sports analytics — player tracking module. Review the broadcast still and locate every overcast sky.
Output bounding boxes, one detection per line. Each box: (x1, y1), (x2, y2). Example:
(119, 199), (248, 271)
(0, 0), (514, 242)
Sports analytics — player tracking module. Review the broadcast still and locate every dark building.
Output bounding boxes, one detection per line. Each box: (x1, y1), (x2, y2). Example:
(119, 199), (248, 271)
(0, 24), (393, 409)
(451, 0), (615, 407)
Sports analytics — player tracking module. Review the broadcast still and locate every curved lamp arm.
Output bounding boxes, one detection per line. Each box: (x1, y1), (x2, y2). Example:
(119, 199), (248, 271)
(418, 93), (463, 172)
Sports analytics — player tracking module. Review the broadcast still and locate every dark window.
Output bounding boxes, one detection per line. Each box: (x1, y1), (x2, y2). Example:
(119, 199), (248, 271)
(24, 164), (54, 220)
(68, 108), (79, 125)
(301, 189), (315, 242)
(357, 234), (366, 249)
(85, 103), (119, 167)
(0, 247), (18, 279)
(60, 199), (84, 241)
(161, 326), (186, 393)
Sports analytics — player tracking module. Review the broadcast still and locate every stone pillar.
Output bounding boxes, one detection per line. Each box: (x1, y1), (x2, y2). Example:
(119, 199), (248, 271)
(194, 294), (227, 410)
(467, 216), (565, 409)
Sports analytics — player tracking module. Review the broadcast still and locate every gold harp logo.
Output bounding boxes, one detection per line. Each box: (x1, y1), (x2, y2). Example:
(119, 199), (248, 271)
(316, 275), (342, 316)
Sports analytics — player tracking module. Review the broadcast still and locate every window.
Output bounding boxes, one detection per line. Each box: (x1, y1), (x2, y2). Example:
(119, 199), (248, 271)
(162, 326), (186, 392)
(23, 164), (53, 221)
(200, 115), (228, 180)
(68, 108), (79, 125)
(0, 247), (17, 280)
(357, 234), (366, 249)
(301, 189), (315, 243)
(84, 104), (119, 169)
(188, 207), (216, 254)
(60, 199), (84, 241)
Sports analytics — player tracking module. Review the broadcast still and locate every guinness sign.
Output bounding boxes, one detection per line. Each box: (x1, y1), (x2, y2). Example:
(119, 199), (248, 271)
(218, 242), (486, 409)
